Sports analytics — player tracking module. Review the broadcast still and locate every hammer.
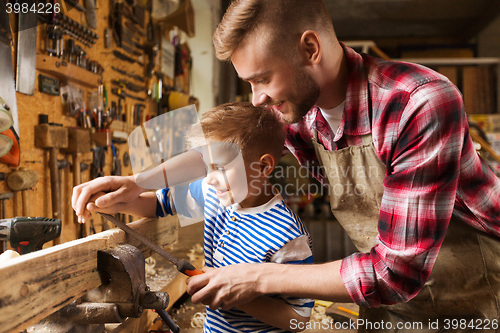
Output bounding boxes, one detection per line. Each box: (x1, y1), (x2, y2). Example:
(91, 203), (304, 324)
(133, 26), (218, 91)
(7, 168), (39, 216)
(61, 128), (91, 237)
(35, 123), (68, 220)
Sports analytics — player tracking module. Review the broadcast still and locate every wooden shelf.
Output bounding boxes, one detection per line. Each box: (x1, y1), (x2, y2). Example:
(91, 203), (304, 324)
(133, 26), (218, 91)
(36, 54), (101, 88)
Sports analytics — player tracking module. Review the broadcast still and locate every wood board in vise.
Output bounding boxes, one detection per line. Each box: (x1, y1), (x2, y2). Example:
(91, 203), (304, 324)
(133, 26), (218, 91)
(4, 0), (163, 245)
(0, 215), (178, 333)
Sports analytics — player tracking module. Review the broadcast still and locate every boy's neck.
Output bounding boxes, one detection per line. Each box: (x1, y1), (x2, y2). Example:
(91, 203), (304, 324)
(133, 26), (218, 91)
(238, 179), (276, 209)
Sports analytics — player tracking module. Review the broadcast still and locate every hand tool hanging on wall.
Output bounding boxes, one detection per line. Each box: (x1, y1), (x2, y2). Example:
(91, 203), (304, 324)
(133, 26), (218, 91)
(6, 169), (39, 217)
(0, 217), (61, 254)
(110, 0), (122, 46)
(35, 117), (68, 220)
(125, 20), (145, 37)
(144, 11), (158, 79)
(99, 213), (204, 276)
(112, 50), (144, 66)
(64, 0), (86, 12)
(16, 0), (37, 95)
(38, 12), (99, 48)
(112, 87), (145, 102)
(0, 192), (12, 253)
(0, 0), (20, 139)
(62, 128), (91, 238)
(46, 0), (64, 57)
(84, 0), (97, 29)
(0, 192), (13, 220)
(111, 145), (122, 176)
(133, 104), (145, 125)
(111, 66), (145, 82)
(90, 147), (106, 179)
(112, 79), (146, 92)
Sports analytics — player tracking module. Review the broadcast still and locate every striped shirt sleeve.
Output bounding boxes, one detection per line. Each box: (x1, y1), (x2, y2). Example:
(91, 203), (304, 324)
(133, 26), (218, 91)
(271, 235), (314, 317)
(155, 178), (205, 218)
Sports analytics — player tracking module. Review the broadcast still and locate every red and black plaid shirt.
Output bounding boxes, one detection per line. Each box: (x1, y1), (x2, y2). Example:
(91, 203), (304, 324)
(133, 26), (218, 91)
(285, 44), (500, 307)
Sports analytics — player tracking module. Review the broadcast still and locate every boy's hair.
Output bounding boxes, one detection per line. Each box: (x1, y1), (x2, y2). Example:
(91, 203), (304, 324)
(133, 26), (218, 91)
(187, 102), (286, 165)
(213, 0), (335, 61)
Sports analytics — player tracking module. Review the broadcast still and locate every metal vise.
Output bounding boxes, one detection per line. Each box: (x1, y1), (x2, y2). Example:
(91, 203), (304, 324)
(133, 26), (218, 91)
(30, 244), (178, 333)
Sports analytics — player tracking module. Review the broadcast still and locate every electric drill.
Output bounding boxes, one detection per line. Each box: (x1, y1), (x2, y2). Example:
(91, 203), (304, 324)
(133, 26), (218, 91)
(0, 217), (61, 254)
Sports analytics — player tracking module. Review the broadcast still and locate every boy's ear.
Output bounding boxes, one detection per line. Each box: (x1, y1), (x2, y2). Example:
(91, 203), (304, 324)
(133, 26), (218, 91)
(259, 154), (275, 177)
(299, 30), (321, 65)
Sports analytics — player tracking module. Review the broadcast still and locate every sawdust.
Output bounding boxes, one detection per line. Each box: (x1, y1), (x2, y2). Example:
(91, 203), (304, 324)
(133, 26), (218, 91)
(187, 243), (203, 262)
(145, 256), (156, 276)
(190, 312), (206, 328)
(145, 257), (177, 292)
(310, 304), (334, 326)
(145, 243), (203, 291)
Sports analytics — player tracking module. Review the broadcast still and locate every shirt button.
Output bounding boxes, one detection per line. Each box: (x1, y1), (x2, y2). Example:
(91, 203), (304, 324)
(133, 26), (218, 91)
(231, 216), (237, 222)
(220, 241), (224, 248)
(226, 230), (230, 235)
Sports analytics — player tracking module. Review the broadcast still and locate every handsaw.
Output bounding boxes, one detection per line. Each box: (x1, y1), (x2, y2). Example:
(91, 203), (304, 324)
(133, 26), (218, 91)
(0, 0), (20, 136)
(16, 0), (37, 95)
(99, 213), (204, 276)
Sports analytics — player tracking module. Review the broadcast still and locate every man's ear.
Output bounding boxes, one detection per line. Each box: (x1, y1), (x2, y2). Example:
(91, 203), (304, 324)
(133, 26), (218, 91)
(259, 154), (275, 177)
(299, 30), (322, 65)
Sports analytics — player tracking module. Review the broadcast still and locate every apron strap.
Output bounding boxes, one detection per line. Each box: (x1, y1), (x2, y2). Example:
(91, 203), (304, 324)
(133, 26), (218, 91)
(361, 133), (372, 146)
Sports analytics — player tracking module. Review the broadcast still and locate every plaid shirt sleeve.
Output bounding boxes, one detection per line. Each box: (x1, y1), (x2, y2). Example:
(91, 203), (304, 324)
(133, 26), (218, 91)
(340, 79), (467, 307)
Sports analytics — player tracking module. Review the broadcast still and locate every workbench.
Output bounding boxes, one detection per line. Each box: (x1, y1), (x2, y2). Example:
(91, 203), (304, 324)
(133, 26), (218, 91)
(0, 215), (204, 333)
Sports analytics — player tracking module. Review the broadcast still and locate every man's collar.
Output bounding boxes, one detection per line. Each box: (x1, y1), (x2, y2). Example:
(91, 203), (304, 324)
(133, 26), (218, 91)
(322, 43), (370, 137)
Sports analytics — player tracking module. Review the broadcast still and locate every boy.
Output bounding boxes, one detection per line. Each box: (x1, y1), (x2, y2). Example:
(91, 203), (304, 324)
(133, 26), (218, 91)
(80, 102), (313, 332)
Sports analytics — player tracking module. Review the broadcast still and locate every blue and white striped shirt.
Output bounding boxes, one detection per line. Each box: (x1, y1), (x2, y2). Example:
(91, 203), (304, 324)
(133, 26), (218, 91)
(156, 178), (314, 333)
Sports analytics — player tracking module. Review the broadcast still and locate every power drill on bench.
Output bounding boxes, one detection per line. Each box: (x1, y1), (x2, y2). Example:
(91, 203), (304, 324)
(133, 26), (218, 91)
(0, 217), (61, 254)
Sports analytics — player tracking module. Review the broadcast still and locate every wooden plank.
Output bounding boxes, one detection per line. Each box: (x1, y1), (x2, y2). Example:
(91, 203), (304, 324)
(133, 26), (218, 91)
(0, 216), (178, 333)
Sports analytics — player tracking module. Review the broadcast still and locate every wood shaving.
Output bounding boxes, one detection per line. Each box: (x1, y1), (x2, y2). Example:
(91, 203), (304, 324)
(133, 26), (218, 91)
(145, 257), (157, 276)
(311, 305), (334, 325)
(190, 312), (206, 328)
(187, 243), (203, 262)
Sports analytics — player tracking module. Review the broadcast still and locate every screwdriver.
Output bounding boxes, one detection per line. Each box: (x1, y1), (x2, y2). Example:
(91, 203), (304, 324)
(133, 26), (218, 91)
(111, 66), (145, 82)
(99, 213), (204, 277)
(111, 87), (145, 102)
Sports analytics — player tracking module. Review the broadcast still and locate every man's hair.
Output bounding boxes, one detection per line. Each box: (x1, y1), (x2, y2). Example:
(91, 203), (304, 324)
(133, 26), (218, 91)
(187, 102), (286, 164)
(213, 0), (335, 61)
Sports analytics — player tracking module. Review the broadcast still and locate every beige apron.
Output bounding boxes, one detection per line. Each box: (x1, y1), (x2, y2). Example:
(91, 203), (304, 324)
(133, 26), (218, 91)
(312, 132), (500, 332)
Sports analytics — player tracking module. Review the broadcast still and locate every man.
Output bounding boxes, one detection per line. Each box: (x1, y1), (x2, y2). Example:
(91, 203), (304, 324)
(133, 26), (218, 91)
(188, 0), (500, 331)
(73, 0), (500, 331)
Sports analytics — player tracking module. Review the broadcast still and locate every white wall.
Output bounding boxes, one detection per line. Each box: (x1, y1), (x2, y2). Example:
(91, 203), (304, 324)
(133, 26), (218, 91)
(188, 0), (220, 114)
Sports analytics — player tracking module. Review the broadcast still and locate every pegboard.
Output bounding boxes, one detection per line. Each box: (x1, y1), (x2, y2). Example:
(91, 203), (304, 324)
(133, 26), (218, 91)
(3, 0), (185, 245)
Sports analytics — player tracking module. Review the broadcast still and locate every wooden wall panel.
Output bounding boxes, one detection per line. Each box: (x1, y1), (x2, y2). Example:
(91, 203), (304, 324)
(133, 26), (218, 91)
(4, 0), (164, 245)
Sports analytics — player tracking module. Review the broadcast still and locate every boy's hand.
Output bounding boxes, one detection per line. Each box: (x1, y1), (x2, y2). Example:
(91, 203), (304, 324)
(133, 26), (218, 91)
(72, 175), (144, 223)
(186, 263), (263, 310)
(81, 191), (129, 222)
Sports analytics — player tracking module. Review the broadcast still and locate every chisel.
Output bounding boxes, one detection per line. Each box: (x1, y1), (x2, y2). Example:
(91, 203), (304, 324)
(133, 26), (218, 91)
(99, 212), (204, 276)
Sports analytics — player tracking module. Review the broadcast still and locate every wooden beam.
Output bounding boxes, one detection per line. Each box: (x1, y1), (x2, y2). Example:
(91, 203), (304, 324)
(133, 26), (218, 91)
(0, 216), (178, 333)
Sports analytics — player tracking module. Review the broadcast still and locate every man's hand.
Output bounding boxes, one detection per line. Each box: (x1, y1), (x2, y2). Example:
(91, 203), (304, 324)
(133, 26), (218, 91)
(186, 264), (264, 310)
(72, 175), (144, 223)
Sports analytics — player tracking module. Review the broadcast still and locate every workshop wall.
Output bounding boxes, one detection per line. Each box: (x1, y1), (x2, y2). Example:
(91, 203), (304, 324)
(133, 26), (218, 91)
(4, 0), (197, 245)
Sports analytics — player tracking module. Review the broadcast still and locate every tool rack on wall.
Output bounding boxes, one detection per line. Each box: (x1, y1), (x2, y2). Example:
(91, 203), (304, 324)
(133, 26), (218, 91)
(1, 0), (197, 244)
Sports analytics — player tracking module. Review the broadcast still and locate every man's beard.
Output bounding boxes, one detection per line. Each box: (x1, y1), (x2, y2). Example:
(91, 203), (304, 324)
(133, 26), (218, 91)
(281, 67), (320, 124)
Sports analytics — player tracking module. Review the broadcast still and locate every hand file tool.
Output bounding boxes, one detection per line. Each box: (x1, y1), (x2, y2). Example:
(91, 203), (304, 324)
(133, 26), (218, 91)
(99, 212), (204, 276)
